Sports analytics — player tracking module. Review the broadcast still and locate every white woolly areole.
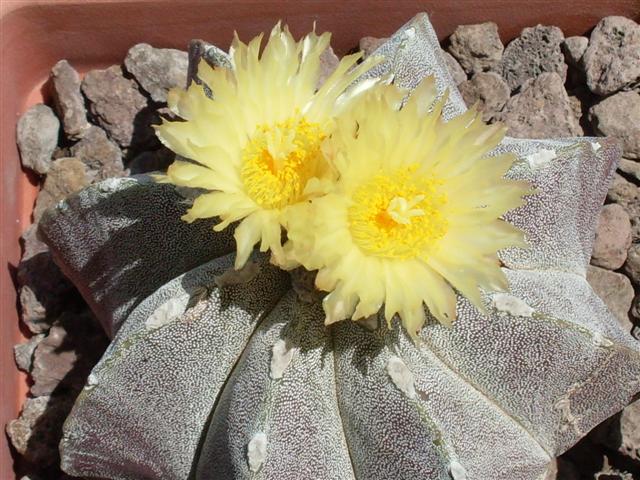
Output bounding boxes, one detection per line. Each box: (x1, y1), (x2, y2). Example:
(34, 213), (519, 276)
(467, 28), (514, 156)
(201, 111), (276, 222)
(214, 261), (259, 287)
(145, 297), (188, 330)
(386, 355), (417, 399)
(98, 177), (129, 193)
(247, 432), (267, 472)
(491, 293), (534, 317)
(526, 149), (557, 169)
(449, 460), (467, 480)
(554, 383), (582, 435)
(270, 339), (295, 380)
(84, 373), (99, 390)
(591, 141), (602, 152)
(592, 332), (613, 348)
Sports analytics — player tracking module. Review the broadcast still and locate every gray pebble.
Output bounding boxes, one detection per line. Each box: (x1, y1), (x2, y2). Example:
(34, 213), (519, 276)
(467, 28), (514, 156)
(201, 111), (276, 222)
(495, 72), (582, 138)
(71, 126), (125, 181)
(359, 36), (387, 58)
(447, 22), (503, 75)
(124, 43), (188, 103)
(607, 173), (640, 243)
(17, 226), (76, 335)
(81, 65), (149, 148)
(442, 51), (467, 86)
(589, 91), (640, 159)
(20, 223), (48, 261)
(583, 16), (640, 96)
(51, 60), (91, 140)
(6, 394), (75, 466)
(562, 36), (588, 67)
(618, 158), (640, 182)
(16, 104), (59, 175)
(632, 294), (640, 324)
(458, 72), (509, 122)
(31, 310), (108, 397)
(501, 25), (567, 91)
(624, 244), (640, 288)
(13, 334), (45, 373)
(591, 204), (632, 270)
(616, 401), (640, 462)
(586, 265), (635, 333)
(33, 157), (89, 221)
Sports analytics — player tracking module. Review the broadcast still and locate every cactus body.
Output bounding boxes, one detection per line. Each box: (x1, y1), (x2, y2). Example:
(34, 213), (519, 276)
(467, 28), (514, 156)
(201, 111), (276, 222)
(39, 13), (640, 480)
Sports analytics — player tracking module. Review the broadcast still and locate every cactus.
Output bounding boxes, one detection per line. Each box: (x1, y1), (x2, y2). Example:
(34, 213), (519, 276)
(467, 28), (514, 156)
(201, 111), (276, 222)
(39, 13), (640, 480)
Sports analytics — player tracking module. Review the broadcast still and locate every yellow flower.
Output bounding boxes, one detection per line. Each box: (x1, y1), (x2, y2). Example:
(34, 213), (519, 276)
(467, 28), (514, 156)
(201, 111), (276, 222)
(282, 78), (532, 338)
(156, 24), (382, 269)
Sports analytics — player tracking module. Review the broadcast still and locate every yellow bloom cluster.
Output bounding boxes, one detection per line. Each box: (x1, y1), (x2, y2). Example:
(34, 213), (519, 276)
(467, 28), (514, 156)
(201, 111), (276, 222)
(156, 24), (531, 338)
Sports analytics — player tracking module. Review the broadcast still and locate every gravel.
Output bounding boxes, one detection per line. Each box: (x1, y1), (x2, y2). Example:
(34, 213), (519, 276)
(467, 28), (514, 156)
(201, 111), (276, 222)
(501, 25), (567, 91)
(458, 72), (510, 122)
(583, 16), (640, 96)
(70, 126), (126, 180)
(51, 60), (91, 140)
(618, 159), (640, 182)
(124, 43), (188, 103)
(562, 36), (588, 67)
(586, 265), (635, 333)
(81, 65), (150, 149)
(359, 36), (387, 58)
(13, 334), (45, 373)
(33, 157), (89, 221)
(590, 203), (632, 270)
(6, 394), (75, 467)
(17, 104), (59, 175)
(30, 310), (108, 397)
(494, 72), (582, 138)
(447, 22), (503, 75)
(442, 51), (467, 86)
(589, 91), (640, 159)
(16, 225), (77, 334)
(623, 244), (640, 286)
(607, 173), (640, 242)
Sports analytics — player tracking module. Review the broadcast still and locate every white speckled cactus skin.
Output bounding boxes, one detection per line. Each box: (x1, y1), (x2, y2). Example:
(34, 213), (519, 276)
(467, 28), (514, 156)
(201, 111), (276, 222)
(39, 176), (236, 338)
(38, 13), (640, 480)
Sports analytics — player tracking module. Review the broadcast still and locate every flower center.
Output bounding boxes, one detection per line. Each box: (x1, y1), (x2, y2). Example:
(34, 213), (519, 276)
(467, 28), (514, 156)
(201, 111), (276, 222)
(241, 117), (325, 209)
(348, 166), (448, 259)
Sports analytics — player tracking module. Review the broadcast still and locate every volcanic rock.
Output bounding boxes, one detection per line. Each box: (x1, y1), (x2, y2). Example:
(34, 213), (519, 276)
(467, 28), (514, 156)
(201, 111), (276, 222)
(16, 104), (59, 175)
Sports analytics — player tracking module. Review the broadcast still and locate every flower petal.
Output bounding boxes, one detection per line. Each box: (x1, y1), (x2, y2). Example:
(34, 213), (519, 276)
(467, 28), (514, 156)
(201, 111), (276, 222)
(167, 161), (239, 192)
(183, 191), (255, 224)
(233, 211), (270, 269)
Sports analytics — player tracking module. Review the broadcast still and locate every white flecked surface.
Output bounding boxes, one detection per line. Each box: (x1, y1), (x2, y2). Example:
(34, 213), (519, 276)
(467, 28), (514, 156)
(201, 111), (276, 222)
(42, 13), (640, 480)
